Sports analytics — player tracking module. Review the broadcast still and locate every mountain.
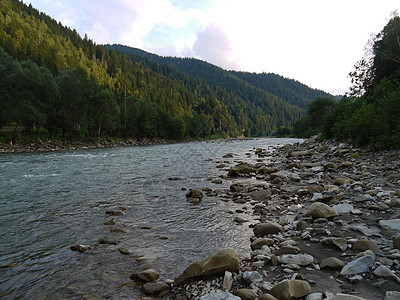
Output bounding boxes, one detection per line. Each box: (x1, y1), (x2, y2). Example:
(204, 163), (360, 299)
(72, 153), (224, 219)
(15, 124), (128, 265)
(0, 0), (331, 141)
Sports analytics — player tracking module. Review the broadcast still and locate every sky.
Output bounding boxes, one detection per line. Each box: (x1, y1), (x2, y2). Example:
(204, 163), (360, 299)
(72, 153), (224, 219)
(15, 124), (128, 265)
(27, 0), (400, 95)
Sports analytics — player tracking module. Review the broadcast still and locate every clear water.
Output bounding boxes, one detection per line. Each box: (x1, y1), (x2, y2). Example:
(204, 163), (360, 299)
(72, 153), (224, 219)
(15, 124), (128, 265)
(0, 138), (302, 299)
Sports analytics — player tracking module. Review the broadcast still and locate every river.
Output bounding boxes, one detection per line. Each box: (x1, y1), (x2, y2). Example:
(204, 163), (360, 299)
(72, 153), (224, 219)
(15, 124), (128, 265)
(0, 138), (302, 299)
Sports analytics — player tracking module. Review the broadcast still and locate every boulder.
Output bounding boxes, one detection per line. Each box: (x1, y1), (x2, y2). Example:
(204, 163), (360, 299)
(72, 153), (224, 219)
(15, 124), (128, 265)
(186, 189), (204, 200)
(242, 271), (263, 284)
(140, 282), (170, 296)
(70, 244), (92, 252)
(352, 240), (379, 253)
(130, 269), (160, 282)
(339, 255), (375, 276)
(328, 294), (368, 300)
(253, 222), (284, 237)
(234, 288), (257, 300)
(174, 249), (240, 286)
(270, 280), (311, 300)
(223, 271), (233, 290)
(249, 189), (271, 201)
(385, 291), (400, 300)
(320, 257), (345, 270)
(305, 202), (338, 219)
(201, 292), (241, 300)
(259, 294), (279, 300)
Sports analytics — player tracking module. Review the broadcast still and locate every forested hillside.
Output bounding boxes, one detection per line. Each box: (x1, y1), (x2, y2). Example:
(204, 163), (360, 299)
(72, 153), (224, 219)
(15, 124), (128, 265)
(0, 0), (326, 142)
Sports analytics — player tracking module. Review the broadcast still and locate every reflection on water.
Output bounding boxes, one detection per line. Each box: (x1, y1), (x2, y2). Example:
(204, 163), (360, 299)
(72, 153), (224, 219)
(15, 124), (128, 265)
(0, 138), (302, 298)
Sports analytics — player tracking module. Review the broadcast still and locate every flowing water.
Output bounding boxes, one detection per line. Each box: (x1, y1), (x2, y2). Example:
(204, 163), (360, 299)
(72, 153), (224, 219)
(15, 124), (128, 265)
(0, 138), (302, 299)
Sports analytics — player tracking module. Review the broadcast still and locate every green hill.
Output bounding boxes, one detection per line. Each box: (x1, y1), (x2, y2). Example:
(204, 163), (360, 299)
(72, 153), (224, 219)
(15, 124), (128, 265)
(0, 0), (330, 141)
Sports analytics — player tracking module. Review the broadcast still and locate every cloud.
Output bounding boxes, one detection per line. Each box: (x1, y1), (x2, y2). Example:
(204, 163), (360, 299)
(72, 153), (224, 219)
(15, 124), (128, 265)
(192, 23), (240, 70)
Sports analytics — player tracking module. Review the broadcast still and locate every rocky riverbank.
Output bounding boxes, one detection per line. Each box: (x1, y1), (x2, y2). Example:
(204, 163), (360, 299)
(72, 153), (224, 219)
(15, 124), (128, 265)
(131, 137), (400, 300)
(0, 137), (179, 154)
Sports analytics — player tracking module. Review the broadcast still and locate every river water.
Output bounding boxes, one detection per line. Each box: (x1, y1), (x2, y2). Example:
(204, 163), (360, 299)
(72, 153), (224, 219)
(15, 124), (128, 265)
(0, 138), (302, 299)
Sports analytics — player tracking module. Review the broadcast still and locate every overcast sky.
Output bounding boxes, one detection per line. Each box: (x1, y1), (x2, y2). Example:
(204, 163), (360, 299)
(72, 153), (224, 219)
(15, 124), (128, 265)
(27, 0), (400, 95)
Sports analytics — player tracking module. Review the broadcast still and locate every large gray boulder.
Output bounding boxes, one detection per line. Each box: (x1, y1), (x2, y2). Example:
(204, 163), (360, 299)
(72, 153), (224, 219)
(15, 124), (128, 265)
(339, 255), (375, 276)
(305, 202), (338, 219)
(253, 222), (284, 237)
(174, 249), (240, 286)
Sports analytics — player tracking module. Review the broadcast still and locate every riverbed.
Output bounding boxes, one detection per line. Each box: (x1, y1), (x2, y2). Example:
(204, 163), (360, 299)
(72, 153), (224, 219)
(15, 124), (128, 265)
(0, 138), (302, 299)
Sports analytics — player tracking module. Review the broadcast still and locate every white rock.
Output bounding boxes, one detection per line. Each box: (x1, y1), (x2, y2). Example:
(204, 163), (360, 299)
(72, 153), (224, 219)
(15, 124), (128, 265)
(306, 293), (323, 300)
(278, 254), (314, 266)
(385, 291), (400, 300)
(200, 292), (241, 300)
(223, 271), (233, 290)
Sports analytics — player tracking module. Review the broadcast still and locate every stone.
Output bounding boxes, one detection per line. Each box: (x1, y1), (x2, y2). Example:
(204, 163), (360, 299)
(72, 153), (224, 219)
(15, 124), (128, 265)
(328, 294), (368, 300)
(353, 240), (379, 253)
(140, 282), (169, 296)
(212, 178), (223, 184)
(249, 189), (272, 201)
(305, 202), (338, 219)
(322, 237), (348, 251)
(104, 218), (117, 225)
(174, 249), (240, 286)
(348, 275), (363, 283)
(339, 255), (375, 276)
(70, 244), (92, 252)
(273, 245), (301, 256)
(334, 177), (351, 186)
(105, 210), (125, 216)
(311, 193), (323, 201)
(251, 238), (274, 250)
(270, 280), (311, 300)
(118, 247), (133, 255)
(259, 294), (279, 300)
(130, 269), (160, 282)
(393, 236), (400, 249)
(333, 203), (354, 214)
(380, 219), (400, 231)
(186, 189), (204, 200)
(242, 271), (263, 284)
(234, 288), (257, 300)
(320, 257), (345, 270)
(201, 292), (241, 300)
(306, 293), (323, 300)
(278, 254), (314, 266)
(223, 271), (233, 290)
(385, 291), (400, 300)
(253, 222), (284, 237)
(228, 164), (254, 177)
(373, 265), (400, 283)
(389, 198), (400, 208)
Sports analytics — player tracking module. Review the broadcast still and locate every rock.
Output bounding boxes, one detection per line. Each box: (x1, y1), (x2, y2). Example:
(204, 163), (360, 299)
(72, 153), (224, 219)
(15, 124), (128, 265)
(140, 282), (169, 296)
(223, 271), (233, 290)
(385, 291), (400, 300)
(379, 219), (400, 231)
(212, 178), (223, 184)
(253, 222), (284, 237)
(320, 257), (345, 270)
(104, 218), (117, 225)
(393, 236), (400, 249)
(259, 294), (279, 300)
(230, 184), (245, 192)
(105, 210), (125, 216)
(174, 249), (240, 286)
(352, 240), (379, 252)
(278, 254), (314, 266)
(305, 202), (338, 219)
(373, 265), (400, 283)
(249, 189), (271, 201)
(334, 177), (352, 186)
(389, 198), (400, 208)
(201, 292), (241, 300)
(339, 255), (375, 276)
(118, 247), (133, 255)
(273, 245), (301, 256)
(242, 271), (263, 284)
(327, 294), (368, 300)
(322, 237), (348, 251)
(186, 189), (204, 200)
(333, 203), (354, 214)
(251, 238), (274, 250)
(270, 279), (311, 300)
(130, 269), (160, 282)
(70, 244), (92, 252)
(228, 164), (254, 177)
(306, 293), (323, 300)
(234, 288), (257, 300)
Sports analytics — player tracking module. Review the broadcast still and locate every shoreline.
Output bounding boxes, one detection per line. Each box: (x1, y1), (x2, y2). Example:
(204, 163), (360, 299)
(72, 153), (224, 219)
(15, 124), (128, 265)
(161, 137), (400, 299)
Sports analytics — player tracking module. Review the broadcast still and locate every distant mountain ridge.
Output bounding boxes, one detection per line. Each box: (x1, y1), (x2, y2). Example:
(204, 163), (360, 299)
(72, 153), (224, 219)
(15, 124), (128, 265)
(106, 44), (332, 110)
